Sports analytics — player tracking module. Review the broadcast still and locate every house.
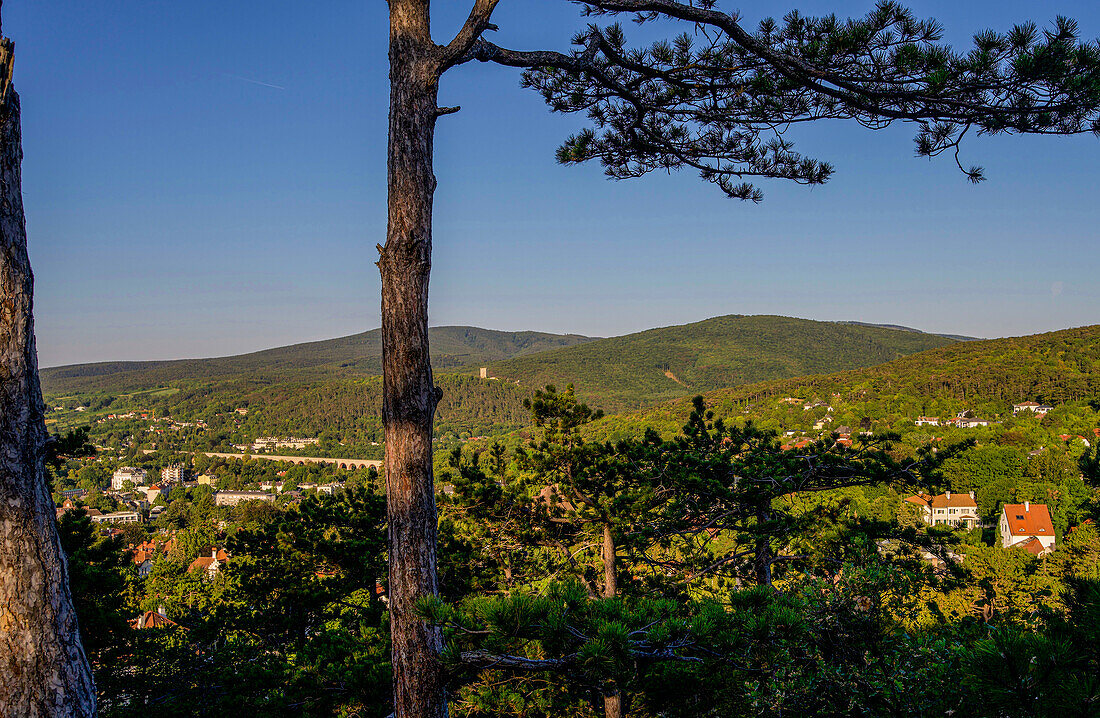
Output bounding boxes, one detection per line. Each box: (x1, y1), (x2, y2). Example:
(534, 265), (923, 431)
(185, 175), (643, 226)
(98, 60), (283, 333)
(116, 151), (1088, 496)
(142, 484), (164, 503)
(130, 607), (181, 630)
(196, 474), (216, 486)
(915, 416), (940, 426)
(1013, 401), (1054, 416)
(904, 491), (980, 529)
(1000, 502), (1055, 554)
(131, 550), (154, 577)
(214, 490), (276, 506)
(956, 418), (991, 428)
(187, 548), (227, 578)
(111, 467), (148, 491)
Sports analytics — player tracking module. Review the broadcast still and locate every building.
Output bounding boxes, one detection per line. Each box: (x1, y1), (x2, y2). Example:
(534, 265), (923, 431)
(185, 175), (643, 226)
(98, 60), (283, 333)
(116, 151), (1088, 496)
(915, 416), (940, 426)
(1013, 401), (1054, 416)
(91, 511), (141, 524)
(161, 465), (185, 482)
(904, 491), (980, 529)
(111, 467), (148, 491)
(214, 490), (276, 506)
(141, 484), (164, 503)
(187, 548), (229, 578)
(196, 474), (216, 486)
(957, 418), (992, 428)
(1000, 502), (1056, 554)
(131, 549), (154, 577)
(479, 367), (488, 379)
(130, 608), (180, 630)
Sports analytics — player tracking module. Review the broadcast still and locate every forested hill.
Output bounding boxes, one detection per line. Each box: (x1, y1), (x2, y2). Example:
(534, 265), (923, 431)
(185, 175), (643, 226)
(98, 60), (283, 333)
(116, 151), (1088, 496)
(41, 326), (594, 394)
(474, 315), (958, 412)
(587, 324), (1100, 440)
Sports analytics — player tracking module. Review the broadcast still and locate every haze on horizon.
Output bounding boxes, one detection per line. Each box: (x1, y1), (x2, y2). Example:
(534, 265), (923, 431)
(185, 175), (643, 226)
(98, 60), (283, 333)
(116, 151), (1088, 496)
(11, 1), (1100, 368)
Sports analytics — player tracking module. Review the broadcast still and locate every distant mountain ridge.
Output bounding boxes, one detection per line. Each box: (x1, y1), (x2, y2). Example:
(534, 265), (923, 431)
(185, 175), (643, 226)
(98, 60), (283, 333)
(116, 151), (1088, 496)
(473, 315), (958, 411)
(42, 316), (961, 408)
(584, 323), (1100, 440)
(834, 321), (979, 342)
(41, 326), (595, 394)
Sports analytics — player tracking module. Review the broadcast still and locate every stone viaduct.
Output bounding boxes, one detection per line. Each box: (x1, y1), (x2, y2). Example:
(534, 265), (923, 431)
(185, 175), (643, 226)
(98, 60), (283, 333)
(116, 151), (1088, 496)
(146, 449), (382, 471)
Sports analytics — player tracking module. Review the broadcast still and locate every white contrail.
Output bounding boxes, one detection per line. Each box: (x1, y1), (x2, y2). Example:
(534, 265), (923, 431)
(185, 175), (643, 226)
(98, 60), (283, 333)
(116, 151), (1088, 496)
(222, 73), (286, 91)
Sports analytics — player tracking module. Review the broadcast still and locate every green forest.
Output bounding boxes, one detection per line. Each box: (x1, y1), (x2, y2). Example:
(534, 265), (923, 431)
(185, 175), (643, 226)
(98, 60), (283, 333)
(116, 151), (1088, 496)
(41, 321), (1100, 717)
(474, 315), (957, 411)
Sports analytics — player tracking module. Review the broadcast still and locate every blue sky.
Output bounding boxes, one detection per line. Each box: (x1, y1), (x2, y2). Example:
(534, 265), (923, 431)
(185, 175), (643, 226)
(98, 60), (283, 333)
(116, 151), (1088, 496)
(8, 1), (1099, 367)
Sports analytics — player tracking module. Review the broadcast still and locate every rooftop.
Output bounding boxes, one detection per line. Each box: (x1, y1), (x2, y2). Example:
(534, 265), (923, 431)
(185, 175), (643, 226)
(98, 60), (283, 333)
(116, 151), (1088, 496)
(1003, 503), (1054, 537)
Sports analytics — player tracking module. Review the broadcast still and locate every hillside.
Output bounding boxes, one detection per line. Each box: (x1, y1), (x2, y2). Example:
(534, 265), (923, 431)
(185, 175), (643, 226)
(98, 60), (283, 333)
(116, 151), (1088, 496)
(57, 374), (535, 457)
(475, 315), (958, 412)
(587, 324), (1100, 441)
(41, 326), (594, 394)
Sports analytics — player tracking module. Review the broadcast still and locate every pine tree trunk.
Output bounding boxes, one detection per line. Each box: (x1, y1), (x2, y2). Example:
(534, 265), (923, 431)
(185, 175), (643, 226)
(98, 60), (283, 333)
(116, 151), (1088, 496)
(755, 505), (773, 587)
(601, 523), (617, 599)
(382, 2), (446, 717)
(600, 523), (623, 718)
(603, 693), (624, 718)
(0, 75), (97, 718)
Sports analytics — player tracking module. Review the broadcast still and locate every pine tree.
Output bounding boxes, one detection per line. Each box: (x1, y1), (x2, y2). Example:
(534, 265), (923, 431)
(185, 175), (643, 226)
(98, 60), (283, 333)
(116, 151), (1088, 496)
(382, 3), (1100, 715)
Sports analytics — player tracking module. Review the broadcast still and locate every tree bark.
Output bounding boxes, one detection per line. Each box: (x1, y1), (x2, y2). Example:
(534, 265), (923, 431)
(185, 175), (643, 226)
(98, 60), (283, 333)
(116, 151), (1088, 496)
(0, 35), (98, 718)
(603, 692), (624, 718)
(382, 2), (446, 717)
(601, 523), (617, 599)
(754, 505), (773, 587)
(600, 523), (624, 718)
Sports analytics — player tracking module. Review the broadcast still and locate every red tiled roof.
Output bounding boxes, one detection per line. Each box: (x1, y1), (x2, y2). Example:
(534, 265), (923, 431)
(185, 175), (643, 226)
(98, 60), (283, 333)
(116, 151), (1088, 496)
(1010, 537), (1048, 556)
(130, 611), (180, 630)
(188, 556), (219, 573)
(1003, 503), (1054, 538)
(904, 493), (977, 509)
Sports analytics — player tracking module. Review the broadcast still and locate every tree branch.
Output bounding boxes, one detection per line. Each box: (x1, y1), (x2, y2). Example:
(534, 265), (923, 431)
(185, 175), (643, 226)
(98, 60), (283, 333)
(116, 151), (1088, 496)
(439, 0), (502, 72)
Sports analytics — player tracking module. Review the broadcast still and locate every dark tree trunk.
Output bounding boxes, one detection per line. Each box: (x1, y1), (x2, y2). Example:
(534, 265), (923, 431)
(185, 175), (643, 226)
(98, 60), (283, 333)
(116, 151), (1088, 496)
(0, 30), (98, 717)
(382, 2), (446, 717)
(754, 505), (773, 587)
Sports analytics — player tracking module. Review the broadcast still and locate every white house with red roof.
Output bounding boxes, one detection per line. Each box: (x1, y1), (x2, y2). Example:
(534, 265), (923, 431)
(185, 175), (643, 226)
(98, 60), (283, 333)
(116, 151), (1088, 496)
(187, 547), (230, 579)
(1012, 401), (1054, 416)
(904, 491), (980, 529)
(999, 502), (1056, 554)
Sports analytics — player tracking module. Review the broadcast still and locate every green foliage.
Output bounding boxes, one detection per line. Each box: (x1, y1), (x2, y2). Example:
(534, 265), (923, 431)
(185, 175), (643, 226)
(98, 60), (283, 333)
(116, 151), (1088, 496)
(57, 510), (130, 653)
(98, 489), (391, 717)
